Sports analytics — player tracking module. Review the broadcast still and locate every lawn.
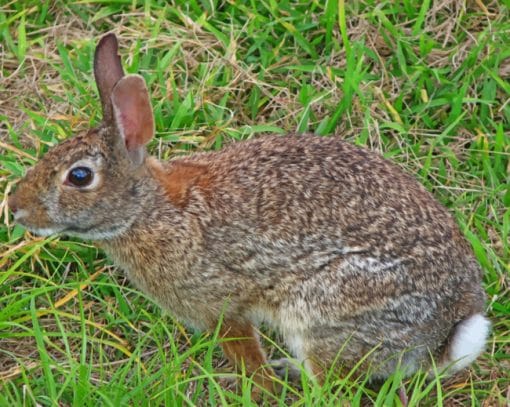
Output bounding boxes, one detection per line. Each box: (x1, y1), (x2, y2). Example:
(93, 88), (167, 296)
(0, 1), (509, 405)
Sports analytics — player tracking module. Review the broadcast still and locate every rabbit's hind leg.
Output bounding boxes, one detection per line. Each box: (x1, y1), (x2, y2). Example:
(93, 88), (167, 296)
(295, 327), (379, 385)
(218, 321), (280, 399)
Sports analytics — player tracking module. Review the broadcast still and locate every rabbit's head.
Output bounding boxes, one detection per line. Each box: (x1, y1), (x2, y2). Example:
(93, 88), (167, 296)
(8, 34), (156, 240)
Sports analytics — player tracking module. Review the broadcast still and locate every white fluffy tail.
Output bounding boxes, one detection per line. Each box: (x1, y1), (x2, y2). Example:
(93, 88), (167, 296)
(445, 313), (490, 372)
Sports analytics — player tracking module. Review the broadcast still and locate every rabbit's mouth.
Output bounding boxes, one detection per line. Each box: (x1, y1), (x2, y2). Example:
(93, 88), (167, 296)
(14, 207), (132, 241)
(11, 209), (63, 237)
(12, 208), (29, 222)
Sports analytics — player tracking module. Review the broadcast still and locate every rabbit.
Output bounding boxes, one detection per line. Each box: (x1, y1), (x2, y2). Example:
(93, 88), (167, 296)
(8, 33), (490, 397)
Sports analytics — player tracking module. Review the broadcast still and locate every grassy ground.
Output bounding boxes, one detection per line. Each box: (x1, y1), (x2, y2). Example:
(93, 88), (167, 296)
(1, 1), (509, 405)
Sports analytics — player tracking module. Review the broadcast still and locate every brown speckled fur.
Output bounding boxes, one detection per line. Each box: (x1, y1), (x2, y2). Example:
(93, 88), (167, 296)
(8, 34), (487, 394)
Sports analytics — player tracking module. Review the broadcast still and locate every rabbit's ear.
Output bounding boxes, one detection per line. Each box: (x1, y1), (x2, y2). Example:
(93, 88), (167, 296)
(94, 33), (125, 123)
(111, 75), (155, 164)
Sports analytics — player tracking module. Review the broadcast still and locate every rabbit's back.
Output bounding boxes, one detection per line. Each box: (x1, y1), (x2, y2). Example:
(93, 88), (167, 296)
(185, 135), (476, 268)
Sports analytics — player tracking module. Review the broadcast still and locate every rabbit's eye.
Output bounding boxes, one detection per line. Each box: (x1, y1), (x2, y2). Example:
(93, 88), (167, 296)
(67, 167), (93, 187)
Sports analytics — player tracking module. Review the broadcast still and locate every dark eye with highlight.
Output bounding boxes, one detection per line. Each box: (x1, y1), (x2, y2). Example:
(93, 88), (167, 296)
(67, 167), (93, 187)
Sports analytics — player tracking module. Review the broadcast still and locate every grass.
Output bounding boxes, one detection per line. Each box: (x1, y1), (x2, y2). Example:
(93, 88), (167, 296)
(1, 0), (509, 405)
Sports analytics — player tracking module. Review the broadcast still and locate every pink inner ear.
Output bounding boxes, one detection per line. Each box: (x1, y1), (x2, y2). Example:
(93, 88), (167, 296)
(117, 113), (139, 150)
(111, 75), (155, 151)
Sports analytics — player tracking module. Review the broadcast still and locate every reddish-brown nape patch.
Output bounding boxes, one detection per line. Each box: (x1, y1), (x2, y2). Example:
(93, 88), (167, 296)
(147, 157), (214, 208)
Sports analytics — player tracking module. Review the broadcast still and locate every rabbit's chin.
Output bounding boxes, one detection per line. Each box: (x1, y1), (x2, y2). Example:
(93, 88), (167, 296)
(62, 228), (125, 241)
(61, 221), (133, 241)
(23, 225), (65, 237)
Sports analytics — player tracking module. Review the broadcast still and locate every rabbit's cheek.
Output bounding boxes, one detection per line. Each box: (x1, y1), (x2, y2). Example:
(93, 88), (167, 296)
(55, 192), (91, 220)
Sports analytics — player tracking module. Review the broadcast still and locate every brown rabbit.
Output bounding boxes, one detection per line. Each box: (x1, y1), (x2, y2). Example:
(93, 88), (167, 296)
(8, 33), (489, 396)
